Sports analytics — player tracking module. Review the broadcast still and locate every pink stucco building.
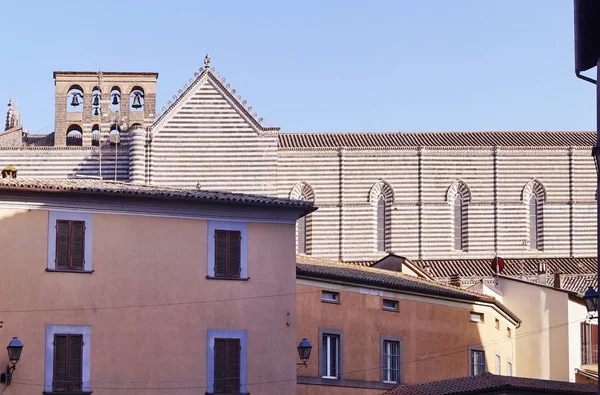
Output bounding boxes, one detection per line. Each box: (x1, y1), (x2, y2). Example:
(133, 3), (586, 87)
(0, 178), (314, 395)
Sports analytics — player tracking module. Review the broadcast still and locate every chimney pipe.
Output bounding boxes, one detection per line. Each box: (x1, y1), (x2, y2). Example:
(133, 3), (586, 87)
(537, 260), (547, 285)
(449, 273), (462, 288)
(553, 271), (563, 289)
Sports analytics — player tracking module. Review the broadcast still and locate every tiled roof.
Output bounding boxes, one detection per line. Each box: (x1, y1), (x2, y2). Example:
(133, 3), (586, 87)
(424, 257), (596, 278)
(383, 372), (598, 394)
(423, 257), (597, 295)
(0, 178), (316, 213)
(278, 131), (595, 149)
(296, 256), (520, 323)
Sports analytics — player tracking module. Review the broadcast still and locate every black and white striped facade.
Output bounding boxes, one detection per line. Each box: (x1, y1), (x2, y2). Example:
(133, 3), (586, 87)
(0, 67), (596, 263)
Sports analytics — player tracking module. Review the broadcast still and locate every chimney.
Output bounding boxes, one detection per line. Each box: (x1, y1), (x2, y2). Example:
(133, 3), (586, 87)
(553, 271), (563, 289)
(449, 274), (462, 288)
(537, 260), (547, 285)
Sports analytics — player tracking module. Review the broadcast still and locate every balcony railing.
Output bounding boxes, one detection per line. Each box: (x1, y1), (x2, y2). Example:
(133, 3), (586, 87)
(581, 344), (598, 365)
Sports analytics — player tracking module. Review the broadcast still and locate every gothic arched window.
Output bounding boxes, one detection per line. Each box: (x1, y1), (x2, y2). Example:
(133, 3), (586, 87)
(377, 195), (387, 252)
(297, 195), (307, 254)
(522, 179), (546, 251)
(529, 196), (539, 250)
(290, 182), (315, 255)
(454, 196), (464, 251)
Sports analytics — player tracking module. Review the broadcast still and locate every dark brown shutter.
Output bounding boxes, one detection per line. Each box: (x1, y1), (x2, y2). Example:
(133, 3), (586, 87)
(67, 335), (83, 392)
(227, 339), (241, 392)
(228, 231), (241, 277)
(53, 334), (68, 392)
(215, 231), (228, 277)
(70, 222), (85, 270)
(214, 338), (227, 392)
(56, 221), (70, 270)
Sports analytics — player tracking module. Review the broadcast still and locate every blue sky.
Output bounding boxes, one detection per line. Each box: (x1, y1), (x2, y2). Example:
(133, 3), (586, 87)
(0, 0), (595, 133)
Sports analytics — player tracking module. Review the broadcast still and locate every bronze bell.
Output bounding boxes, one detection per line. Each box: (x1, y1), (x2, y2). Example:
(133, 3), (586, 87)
(111, 93), (120, 105)
(93, 107), (100, 116)
(131, 93), (143, 109)
(70, 94), (81, 107)
(92, 94), (100, 106)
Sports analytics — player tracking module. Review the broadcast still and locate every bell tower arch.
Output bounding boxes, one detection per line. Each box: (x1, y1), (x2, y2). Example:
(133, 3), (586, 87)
(53, 71), (158, 146)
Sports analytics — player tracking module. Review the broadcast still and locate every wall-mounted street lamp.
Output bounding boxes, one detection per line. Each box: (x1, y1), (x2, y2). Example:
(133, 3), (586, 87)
(584, 286), (599, 318)
(0, 337), (23, 385)
(297, 338), (313, 368)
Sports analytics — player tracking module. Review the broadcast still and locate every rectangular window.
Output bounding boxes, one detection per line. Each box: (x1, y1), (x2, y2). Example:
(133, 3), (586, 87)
(297, 216), (307, 254)
(321, 334), (340, 379)
(470, 350), (485, 376)
(56, 220), (86, 270)
(321, 291), (340, 304)
(530, 197), (538, 249)
(214, 338), (240, 393)
(495, 318), (500, 330)
(215, 230), (241, 278)
(377, 197), (387, 251)
(495, 354), (501, 375)
(53, 334), (83, 392)
(470, 312), (484, 323)
(382, 340), (400, 383)
(382, 299), (399, 311)
(507, 361), (513, 376)
(507, 327), (512, 338)
(581, 322), (598, 365)
(454, 198), (463, 250)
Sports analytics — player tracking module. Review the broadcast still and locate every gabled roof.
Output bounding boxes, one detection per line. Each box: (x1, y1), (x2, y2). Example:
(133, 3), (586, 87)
(278, 131), (595, 149)
(296, 256), (520, 324)
(0, 178), (316, 214)
(383, 372), (598, 394)
(151, 64), (279, 136)
(372, 253), (436, 280)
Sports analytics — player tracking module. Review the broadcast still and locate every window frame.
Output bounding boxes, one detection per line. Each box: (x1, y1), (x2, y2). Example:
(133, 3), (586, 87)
(206, 329), (247, 394)
(319, 327), (343, 380)
(495, 354), (501, 375)
(47, 211), (93, 272)
(454, 196), (464, 251)
(380, 334), (402, 384)
(44, 325), (91, 394)
(469, 348), (486, 376)
(382, 299), (399, 312)
(321, 290), (340, 304)
(507, 361), (513, 376)
(469, 312), (484, 323)
(207, 221), (248, 280)
(377, 195), (387, 252)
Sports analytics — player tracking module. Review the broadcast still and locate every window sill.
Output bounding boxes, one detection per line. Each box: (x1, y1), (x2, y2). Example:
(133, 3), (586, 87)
(205, 393), (249, 395)
(46, 268), (94, 274)
(206, 276), (250, 281)
(382, 308), (399, 312)
(44, 392), (92, 395)
(321, 300), (340, 305)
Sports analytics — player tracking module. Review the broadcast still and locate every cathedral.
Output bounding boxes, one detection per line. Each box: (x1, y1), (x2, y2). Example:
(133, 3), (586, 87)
(0, 56), (596, 291)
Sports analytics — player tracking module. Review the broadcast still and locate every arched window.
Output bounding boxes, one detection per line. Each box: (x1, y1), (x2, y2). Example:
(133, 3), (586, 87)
(109, 124), (120, 146)
(446, 180), (470, 252)
(369, 180), (394, 253)
(66, 124), (83, 146)
(91, 87), (101, 116)
(377, 195), (387, 252)
(290, 182), (315, 255)
(110, 87), (121, 112)
(67, 86), (83, 113)
(454, 196), (464, 251)
(129, 87), (145, 111)
(529, 196), (539, 250)
(522, 179), (545, 251)
(91, 124), (100, 147)
(297, 195), (307, 254)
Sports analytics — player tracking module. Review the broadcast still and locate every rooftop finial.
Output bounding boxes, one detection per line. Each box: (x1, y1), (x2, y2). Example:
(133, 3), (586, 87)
(204, 53), (211, 68)
(7, 98), (13, 109)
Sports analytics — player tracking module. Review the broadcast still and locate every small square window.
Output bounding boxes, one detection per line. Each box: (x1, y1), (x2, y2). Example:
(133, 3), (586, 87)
(495, 318), (500, 330)
(507, 327), (512, 338)
(470, 312), (484, 323)
(322, 291), (340, 304)
(382, 299), (399, 311)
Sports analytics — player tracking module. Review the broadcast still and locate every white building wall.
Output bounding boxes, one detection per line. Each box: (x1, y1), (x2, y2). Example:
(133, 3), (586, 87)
(567, 299), (588, 382)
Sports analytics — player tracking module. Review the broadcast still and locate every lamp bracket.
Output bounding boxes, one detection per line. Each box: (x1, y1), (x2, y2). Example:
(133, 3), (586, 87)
(5, 364), (16, 385)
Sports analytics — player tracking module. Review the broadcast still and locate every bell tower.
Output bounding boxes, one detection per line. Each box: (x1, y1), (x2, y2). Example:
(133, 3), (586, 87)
(53, 71), (158, 146)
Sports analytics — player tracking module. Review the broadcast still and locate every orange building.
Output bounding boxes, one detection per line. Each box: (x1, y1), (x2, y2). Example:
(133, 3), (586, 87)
(295, 256), (521, 395)
(0, 178), (314, 395)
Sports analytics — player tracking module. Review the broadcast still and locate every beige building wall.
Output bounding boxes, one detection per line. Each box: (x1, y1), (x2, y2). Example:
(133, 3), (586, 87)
(296, 279), (517, 395)
(497, 276), (586, 382)
(0, 207), (297, 395)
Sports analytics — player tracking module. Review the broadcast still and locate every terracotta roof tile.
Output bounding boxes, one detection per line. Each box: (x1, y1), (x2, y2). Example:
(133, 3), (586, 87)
(279, 131), (595, 149)
(383, 372), (597, 394)
(0, 178), (316, 213)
